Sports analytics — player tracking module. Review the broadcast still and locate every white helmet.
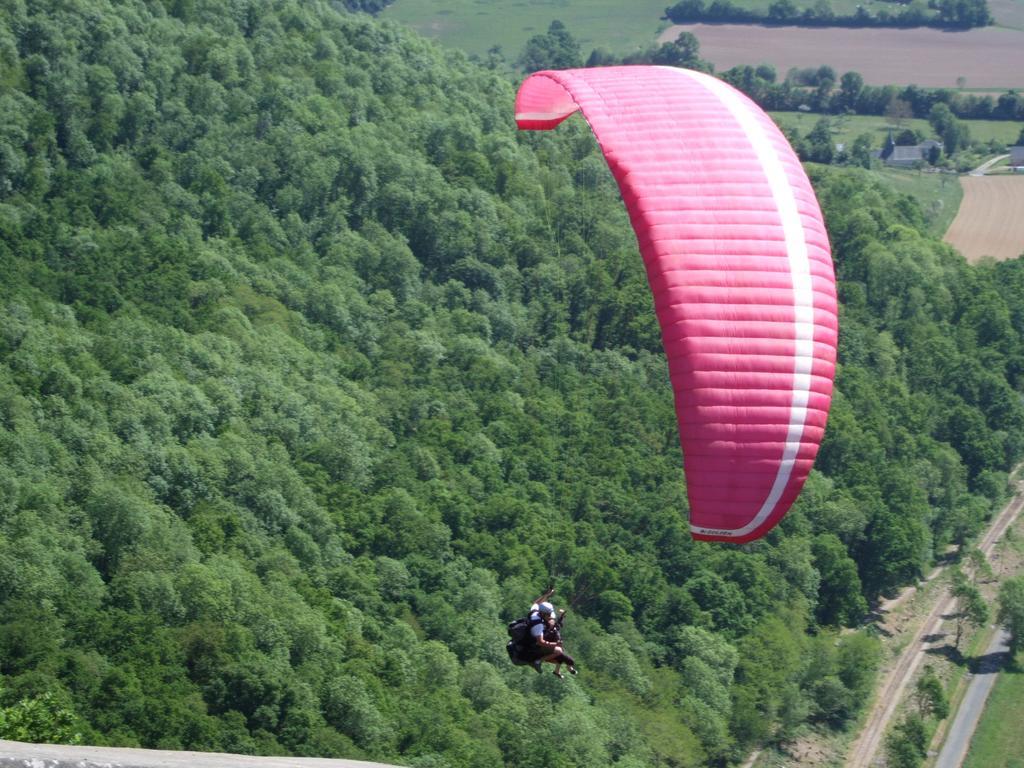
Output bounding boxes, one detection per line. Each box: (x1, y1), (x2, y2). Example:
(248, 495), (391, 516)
(536, 601), (556, 617)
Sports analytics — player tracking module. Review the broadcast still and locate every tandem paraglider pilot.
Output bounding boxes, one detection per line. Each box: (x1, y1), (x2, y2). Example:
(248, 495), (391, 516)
(506, 587), (577, 679)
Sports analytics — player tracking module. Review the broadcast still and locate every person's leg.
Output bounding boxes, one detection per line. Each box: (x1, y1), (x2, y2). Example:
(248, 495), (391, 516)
(554, 650), (576, 674)
(542, 651), (576, 677)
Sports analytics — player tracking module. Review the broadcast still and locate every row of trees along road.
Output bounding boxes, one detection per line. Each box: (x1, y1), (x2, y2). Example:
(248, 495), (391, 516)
(666, 0), (993, 29)
(1, 1), (1023, 766)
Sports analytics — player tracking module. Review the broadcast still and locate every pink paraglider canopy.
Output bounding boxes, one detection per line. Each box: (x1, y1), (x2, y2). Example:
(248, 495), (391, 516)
(516, 67), (837, 543)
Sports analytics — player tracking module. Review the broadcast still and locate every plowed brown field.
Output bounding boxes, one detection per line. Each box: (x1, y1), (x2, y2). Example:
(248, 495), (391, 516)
(658, 24), (1024, 89)
(944, 176), (1024, 262)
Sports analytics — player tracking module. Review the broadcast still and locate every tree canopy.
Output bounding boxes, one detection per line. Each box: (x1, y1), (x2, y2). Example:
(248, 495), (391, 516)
(1, 0), (1022, 765)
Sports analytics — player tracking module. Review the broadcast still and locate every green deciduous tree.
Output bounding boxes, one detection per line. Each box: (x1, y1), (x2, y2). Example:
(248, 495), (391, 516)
(886, 713), (928, 768)
(950, 567), (989, 650)
(0, 689), (83, 745)
(998, 575), (1024, 659)
(914, 665), (948, 720)
(813, 533), (867, 626)
(517, 20), (582, 73)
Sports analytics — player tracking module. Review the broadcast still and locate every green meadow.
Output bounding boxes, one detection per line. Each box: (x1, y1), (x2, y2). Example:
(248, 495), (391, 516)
(960, 659), (1024, 767)
(874, 167), (964, 236)
(381, 0), (673, 58)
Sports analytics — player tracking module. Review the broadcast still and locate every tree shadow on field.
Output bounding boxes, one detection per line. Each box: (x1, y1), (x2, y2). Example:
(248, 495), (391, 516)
(862, 601), (894, 637)
(968, 649), (1013, 675)
(935, 550), (959, 567)
(925, 643), (964, 666)
(863, 614), (894, 637)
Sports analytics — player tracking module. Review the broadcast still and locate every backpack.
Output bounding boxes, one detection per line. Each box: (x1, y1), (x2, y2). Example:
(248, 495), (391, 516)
(507, 614), (544, 644)
(506, 639), (530, 665)
(506, 614), (545, 665)
(506, 617), (529, 644)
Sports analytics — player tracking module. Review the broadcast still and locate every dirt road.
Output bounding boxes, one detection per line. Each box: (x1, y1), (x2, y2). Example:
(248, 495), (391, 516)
(843, 477), (1024, 768)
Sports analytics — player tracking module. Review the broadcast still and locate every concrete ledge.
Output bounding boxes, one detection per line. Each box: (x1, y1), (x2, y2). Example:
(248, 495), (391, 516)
(0, 740), (402, 768)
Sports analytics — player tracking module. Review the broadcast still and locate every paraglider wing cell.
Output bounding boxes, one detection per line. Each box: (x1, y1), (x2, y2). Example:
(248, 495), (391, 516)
(515, 66), (837, 543)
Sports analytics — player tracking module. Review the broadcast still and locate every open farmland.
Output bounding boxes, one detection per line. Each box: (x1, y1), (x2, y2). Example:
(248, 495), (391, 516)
(659, 24), (1024, 89)
(944, 176), (1024, 262)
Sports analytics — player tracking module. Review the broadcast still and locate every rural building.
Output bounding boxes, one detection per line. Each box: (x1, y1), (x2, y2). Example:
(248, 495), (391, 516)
(874, 133), (944, 167)
(1010, 145), (1024, 171)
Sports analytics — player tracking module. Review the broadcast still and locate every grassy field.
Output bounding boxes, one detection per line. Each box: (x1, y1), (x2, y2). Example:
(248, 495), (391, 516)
(381, 0), (672, 58)
(877, 167), (964, 237)
(959, 660), (1024, 768)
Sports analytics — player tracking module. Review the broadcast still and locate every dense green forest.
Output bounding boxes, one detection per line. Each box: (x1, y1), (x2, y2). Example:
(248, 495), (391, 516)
(1, 1), (1023, 766)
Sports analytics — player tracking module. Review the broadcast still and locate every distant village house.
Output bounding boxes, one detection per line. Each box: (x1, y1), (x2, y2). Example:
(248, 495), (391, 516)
(872, 132), (944, 167)
(1010, 145), (1024, 171)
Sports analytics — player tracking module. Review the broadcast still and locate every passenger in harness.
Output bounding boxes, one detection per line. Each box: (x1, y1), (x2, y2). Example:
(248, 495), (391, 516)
(506, 587), (578, 678)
